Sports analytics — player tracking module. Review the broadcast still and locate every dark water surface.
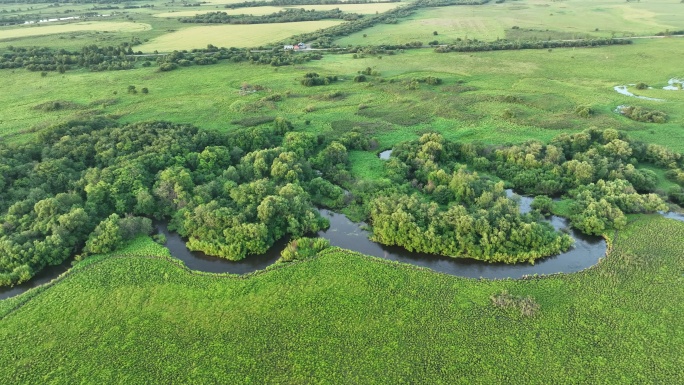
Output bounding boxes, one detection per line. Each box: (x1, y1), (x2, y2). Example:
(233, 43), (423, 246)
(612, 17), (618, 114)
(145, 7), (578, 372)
(156, 192), (609, 279)
(0, 261), (71, 300)
(156, 223), (285, 274)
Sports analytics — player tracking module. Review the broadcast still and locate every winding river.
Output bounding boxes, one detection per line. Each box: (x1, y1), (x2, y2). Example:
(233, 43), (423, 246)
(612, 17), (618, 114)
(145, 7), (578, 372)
(4, 196), (684, 300)
(130, 190), (610, 280)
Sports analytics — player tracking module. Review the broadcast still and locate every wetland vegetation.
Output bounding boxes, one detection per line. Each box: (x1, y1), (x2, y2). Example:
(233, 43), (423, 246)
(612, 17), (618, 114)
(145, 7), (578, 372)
(1, 0), (683, 382)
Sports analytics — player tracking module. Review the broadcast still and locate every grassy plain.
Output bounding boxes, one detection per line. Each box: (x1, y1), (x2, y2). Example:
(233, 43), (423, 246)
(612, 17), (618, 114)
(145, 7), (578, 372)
(137, 20), (344, 51)
(1, 216), (682, 383)
(2, 39), (683, 154)
(336, 0), (684, 46)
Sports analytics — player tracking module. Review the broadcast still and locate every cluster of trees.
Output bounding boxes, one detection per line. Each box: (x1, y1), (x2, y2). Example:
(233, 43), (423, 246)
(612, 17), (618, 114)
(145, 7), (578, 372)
(483, 129), (684, 197)
(0, 15), (31, 26)
(617, 105), (668, 123)
(225, 0), (400, 9)
(435, 38), (631, 53)
(569, 180), (666, 235)
(368, 177), (573, 264)
(180, 9), (362, 24)
(3, 114), (682, 285)
(0, 42), (329, 73)
(0, 115), (365, 286)
(300, 72), (338, 86)
(0, 44), (138, 72)
(384, 129), (682, 235)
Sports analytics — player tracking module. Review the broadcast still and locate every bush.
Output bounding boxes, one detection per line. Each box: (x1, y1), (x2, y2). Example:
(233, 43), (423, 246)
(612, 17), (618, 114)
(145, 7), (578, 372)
(158, 63), (178, 72)
(635, 82), (648, 90)
(531, 196), (553, 215)
(618, 105), (668, 123)
(575, 105), (593, 118)
(280, 237), (330, 262)
(353, 74), (367, 83)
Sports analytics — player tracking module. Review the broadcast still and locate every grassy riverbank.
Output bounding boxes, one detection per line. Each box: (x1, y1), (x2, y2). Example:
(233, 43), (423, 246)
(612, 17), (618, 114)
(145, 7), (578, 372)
(1, 215), (682, 383)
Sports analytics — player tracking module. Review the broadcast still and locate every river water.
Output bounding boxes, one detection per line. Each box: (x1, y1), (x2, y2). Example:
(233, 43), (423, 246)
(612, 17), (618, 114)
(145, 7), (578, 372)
(4, 198), (684, 300)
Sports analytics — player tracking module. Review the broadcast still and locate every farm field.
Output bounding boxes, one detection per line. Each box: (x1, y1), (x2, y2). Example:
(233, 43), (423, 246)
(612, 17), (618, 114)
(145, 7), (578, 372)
(336, 0), (684, 46)
(1, 216), (682, 383)
(153, 3), (407, 18)
(137, 20), (344, 51)
(0, 21), (151, 40)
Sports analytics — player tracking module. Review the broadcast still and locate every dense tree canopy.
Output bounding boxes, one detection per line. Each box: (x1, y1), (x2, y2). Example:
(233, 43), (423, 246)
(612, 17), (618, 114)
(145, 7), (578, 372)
(1, 116), (681, 286)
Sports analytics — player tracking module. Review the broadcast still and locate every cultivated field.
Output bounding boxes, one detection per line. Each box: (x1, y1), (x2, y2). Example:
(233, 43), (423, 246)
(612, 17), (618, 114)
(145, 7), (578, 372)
(153, 3), (407, 18)
(0, 21), (152, 41)
(137, 20), (343, 51)
(337, 0), (684, 46)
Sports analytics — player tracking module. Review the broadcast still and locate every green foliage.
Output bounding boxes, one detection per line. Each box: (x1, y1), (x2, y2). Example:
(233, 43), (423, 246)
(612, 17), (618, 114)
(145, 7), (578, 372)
(531, 195), (553, 215)
(618, 105), (668, 123)
(569, 180), (667, 235)
(369, 191), (573, 264)
(280, 237), (331, 262)
(300, 72), (338, 87)
(435, 38), (632, 53)
(575, 104), (593, 118)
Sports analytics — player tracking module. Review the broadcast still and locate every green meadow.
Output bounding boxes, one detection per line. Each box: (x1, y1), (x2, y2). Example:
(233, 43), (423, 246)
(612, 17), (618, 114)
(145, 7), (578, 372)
(1, 216), (683, 383)
(1, 0), (684, 382)
(2, 38), (683, 153)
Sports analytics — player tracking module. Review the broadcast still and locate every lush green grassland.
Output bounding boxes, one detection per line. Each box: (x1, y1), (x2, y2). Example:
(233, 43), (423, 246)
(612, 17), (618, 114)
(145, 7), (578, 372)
(2, 38), (683, 153)
(1, 215), (682, 383)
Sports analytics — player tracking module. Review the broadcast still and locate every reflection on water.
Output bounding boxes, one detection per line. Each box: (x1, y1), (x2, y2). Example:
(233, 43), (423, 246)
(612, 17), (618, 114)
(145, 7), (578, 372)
(3, 201), (681, 300)
(379, 150), (393, 160)
(0, 261), (70, 300)
(613, 85), (664, 101)
(156, 223), (285, 274)
(159, 191), (608, 280)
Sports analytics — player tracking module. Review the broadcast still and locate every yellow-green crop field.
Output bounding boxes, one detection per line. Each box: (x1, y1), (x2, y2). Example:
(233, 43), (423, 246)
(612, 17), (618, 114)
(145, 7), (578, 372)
(0, 21), (152, 41)
(137, 20), (343, 51)
(154, 2), (406, 18)
(337, 0), (684, 46)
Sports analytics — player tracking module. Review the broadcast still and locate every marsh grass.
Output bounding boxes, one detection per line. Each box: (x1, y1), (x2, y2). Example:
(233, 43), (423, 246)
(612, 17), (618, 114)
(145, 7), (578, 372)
(0, 216), (682, 383)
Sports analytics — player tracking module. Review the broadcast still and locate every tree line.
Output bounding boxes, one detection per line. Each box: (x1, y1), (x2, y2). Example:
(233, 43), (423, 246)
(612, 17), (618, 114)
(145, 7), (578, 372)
(179, 9), (362, 24)
(434, 38), (632, 53)
(225, 0), (399, 9)
(0, 43), (325, 73)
